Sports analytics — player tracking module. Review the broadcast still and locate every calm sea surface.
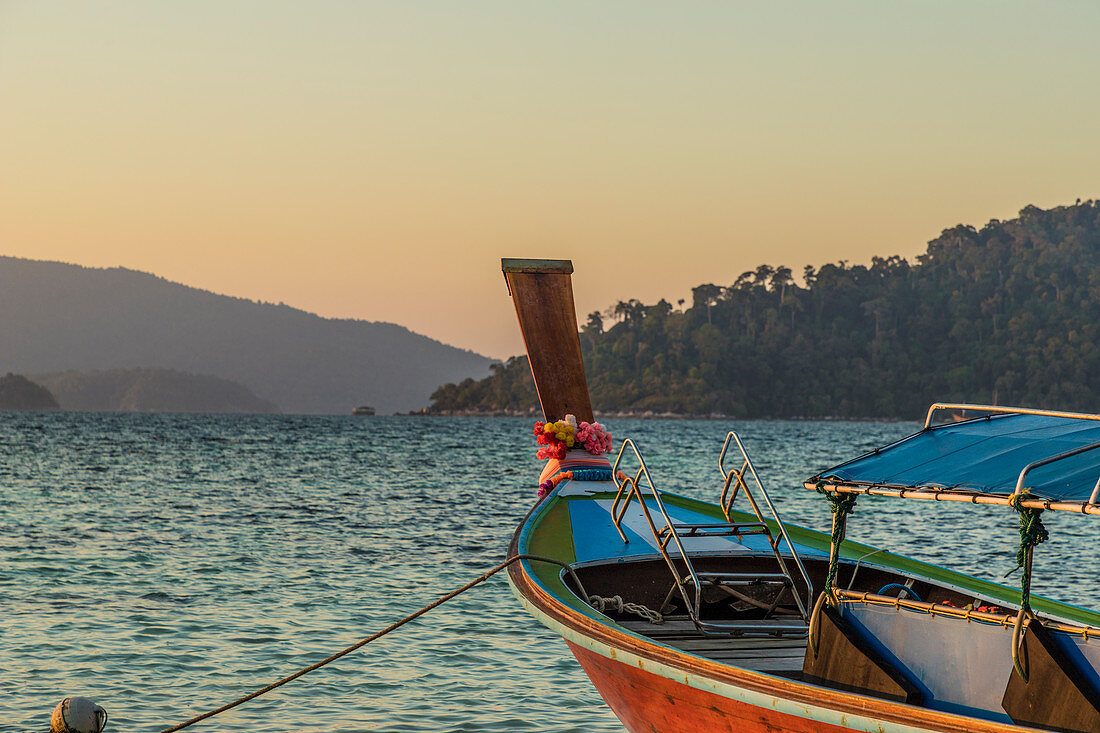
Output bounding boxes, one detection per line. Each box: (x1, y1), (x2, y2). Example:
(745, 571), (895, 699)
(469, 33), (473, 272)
(3, 414), (1098, 731)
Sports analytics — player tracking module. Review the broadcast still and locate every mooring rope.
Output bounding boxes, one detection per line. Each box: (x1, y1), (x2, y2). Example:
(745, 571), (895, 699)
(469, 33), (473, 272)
(158, 554), (580, 733)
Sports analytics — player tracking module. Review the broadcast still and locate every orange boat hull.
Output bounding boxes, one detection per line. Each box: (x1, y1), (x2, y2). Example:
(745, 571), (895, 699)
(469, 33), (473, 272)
(509, 555), (1026, 733)
(568, 641), (853, 733)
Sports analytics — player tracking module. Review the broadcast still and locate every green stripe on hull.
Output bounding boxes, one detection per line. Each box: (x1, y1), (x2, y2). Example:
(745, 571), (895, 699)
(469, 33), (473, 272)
(527, 495), (576, 565)
(522, 492), (603, 618)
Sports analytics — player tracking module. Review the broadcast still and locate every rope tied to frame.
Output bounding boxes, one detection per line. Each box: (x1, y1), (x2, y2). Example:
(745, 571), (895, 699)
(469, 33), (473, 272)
(1006, 490), (1049, 681)
(816, 483), (858, 605)
(808, 482), (857, 657)
(1006, 490), (1049, 614)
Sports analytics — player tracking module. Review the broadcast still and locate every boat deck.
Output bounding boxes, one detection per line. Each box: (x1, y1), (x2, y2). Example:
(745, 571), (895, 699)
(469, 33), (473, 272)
(620, 618), (807, 674)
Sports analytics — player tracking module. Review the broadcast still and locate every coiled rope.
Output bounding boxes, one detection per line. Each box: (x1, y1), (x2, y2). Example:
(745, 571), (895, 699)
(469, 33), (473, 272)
(158, 554), (582, 733)
(587, 594), (664, 624)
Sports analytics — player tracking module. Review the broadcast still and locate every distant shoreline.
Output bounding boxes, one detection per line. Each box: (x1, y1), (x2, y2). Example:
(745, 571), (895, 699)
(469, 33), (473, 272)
(403, 409), (910, 422)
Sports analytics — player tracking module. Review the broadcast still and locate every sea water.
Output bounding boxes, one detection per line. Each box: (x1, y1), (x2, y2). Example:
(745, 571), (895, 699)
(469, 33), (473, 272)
(3, 413), (1098, 731)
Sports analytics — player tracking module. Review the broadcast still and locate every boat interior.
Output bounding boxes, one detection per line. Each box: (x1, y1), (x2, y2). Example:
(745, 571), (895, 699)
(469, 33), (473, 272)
(543, 430), (1100, 727)
(565, 553), (997, 676)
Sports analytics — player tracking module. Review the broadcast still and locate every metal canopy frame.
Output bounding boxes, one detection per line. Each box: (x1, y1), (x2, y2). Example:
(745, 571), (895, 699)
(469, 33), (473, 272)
(807, 403), (1100, 517)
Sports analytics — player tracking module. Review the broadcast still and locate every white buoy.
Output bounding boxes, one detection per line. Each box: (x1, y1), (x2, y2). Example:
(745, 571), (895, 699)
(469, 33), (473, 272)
(50, 697), (108, 733)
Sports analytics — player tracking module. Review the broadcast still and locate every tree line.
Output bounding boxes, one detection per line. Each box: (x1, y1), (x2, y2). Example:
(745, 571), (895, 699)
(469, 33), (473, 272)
(430, 201), (1100, 419)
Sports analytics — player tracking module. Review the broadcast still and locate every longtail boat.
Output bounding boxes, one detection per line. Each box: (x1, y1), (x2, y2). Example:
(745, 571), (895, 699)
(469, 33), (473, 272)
(502, 258), (1100, 733)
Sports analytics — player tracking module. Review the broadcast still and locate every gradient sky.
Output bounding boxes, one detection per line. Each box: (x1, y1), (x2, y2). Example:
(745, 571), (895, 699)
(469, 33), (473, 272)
(2, 1), (1098, 359)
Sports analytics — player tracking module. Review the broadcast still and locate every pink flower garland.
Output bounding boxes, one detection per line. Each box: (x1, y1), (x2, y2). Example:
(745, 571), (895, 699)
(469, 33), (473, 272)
(575, 421), (613, 455)
(532, 419), (612, 460)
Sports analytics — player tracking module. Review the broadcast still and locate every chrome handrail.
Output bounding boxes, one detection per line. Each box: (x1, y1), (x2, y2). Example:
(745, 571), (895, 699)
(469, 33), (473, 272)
(611, 439), (703, 620)
(719, 431), (813, 617)
(611, 436), (811, 630)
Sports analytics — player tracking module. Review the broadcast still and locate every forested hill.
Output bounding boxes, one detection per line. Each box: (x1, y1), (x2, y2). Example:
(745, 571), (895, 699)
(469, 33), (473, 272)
(430, 201), (1100, 419)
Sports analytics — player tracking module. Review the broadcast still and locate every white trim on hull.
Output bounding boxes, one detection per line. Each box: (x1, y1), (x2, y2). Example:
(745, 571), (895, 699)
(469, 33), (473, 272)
(507, 574), (953, 733)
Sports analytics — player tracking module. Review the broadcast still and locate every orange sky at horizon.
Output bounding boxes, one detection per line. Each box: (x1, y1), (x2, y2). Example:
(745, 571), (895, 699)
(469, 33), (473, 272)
(2, 1), (1098, 359)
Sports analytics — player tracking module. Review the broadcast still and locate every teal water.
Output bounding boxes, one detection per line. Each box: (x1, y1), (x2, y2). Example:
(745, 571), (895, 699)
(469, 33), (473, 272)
(3, 414), (1098, 731)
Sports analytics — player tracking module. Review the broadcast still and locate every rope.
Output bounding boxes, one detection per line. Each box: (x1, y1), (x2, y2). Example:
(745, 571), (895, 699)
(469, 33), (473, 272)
(816, 483), (857, 604)
(588, 594), (664, 624)
(1007, 490), (1048, 614)
(1006, 491), (1049, 681)
(807, 484), (857, 657)
(158, 554), (580, 733)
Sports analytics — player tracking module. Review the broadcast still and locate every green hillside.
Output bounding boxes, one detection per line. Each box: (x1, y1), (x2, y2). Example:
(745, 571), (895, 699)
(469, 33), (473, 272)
(430, 201), (1100, 419)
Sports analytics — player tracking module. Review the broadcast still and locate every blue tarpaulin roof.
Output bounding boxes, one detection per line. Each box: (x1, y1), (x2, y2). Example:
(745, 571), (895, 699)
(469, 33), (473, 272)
(814, 413), (1100, 503)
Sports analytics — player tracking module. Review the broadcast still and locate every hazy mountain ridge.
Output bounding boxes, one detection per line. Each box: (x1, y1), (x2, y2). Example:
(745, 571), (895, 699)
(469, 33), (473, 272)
(33, 367), (279, 414)
(0, 257), (493, 414)
(0, 373), (60, 411)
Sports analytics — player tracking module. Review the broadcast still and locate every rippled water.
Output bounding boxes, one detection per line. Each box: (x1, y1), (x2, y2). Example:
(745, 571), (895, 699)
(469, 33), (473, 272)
(3, 414), (1098, 731)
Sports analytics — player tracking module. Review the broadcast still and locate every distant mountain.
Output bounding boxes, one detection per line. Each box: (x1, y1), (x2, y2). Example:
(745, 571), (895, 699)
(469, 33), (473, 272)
(33, 367), (279, 414)
(0, 373), (59, 411)
(0, 257), (493, 414)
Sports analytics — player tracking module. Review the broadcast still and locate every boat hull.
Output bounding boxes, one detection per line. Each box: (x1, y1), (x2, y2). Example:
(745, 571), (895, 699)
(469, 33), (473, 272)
(508, 518), (1031, 733)
(568, 641), (854, 733)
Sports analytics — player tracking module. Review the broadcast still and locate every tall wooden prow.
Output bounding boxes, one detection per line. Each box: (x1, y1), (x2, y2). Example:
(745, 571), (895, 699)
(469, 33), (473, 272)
(502, 258), (594, 424)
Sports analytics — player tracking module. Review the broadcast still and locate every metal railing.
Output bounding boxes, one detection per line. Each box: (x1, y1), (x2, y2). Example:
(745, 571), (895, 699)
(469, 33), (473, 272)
(1012, 441), (1100, 502)
(609, 436), (810, 635)
(610, 438), (700, 622)
(834, 589), (1100, 640)
(719, 431), (814, 616)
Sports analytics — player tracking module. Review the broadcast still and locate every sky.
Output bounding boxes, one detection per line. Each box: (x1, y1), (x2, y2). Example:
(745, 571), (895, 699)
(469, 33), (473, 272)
(2, 1), (1098, 359)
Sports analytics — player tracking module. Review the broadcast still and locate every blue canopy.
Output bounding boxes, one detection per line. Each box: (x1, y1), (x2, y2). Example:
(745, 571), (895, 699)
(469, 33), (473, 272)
(813, 413), (1100, 504)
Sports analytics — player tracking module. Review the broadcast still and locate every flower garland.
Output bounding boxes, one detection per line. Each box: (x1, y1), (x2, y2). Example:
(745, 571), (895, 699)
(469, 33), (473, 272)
(538, 470), (574, 498)
(533, 419), (574, 460)
(576, 421), (614, 455)
(533, 419), (613, 460)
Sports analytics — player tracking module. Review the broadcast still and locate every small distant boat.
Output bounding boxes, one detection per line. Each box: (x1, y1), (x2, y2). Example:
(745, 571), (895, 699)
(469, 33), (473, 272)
(502, 258), (1100, 733)
(351, 406), (375, 416)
